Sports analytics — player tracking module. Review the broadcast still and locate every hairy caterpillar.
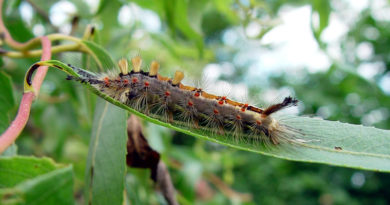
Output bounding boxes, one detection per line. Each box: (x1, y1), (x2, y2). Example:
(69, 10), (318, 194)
(26, 57), (305, 146)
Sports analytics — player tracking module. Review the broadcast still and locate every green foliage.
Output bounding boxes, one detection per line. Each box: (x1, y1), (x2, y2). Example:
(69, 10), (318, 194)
(0, 72), (15, 132)
(311, 0), (330, 47)
(0, 156), (74, 205)
(1, 0), (390, 204)
(84, 99), (127, 205)
(80, 39), (128, 205)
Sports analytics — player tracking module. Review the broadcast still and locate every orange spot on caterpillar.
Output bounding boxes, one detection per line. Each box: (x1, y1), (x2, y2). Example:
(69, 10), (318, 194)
(132, 77), (138, 83)
(104, 77), (110, 86)
(213, 109), (219, 114)
(144, 81), (150, 87)
(187, 101), (193, 107)
(217, 96), (227, 105)
(236, 115), (241, 120)
(165, 91), (170, 96)
(241, 103), (249, 112)
(256, 120), (262, 125)
(123, 79), (129, 85)
(194, 89), (202, 97)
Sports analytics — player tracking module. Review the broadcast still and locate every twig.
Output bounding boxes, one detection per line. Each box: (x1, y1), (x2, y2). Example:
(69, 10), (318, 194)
(0, 36), (51, 153)
(0, 0), (80, 51)
(1, 43), (83, 58)
(169, 158), (253, 202)
(69, 16), (80, 36)
(205, 173), (252, 202)
(25, 0), (59, 33)
(0, 0), (41, 51)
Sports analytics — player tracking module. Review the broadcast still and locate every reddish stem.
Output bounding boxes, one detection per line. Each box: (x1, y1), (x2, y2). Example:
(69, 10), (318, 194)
(0, 37), (52, 153)
(0, 0), (29, 49)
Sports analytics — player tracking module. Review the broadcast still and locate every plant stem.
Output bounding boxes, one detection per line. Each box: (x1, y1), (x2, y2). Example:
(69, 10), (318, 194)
(1, 44), (84, 58)
(0, 36), (52, 153)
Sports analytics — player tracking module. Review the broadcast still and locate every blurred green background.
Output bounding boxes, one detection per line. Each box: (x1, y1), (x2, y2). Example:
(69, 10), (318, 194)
(1, 0), (390, 204)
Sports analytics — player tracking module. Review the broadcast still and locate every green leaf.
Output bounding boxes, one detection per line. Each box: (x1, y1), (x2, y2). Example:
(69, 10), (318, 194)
(94, 0), (122, 45)
(25, 40), (129, 204)
(3, 8), (34, 43)
(130, 0), (164, 16)
(240, 116), (390, 172)
(26, 0), (58, 17)
(0, 72), (14, 112)
(69, 0), (92, 18)
(84, 99), (127, 205)
(0, 156), (60, 187)
(134, 0), (204, 57)
(0, 71), (15, 133)
(76, 40), (128, 205)
(81, 40), (117, 71)
(95, 0), (109, 15)
(311, 0), (330, 47)
(212, 0), (239, 24)
(171, 0), (204, 57)
(23, 60), (390, 172)
(0, 156), (74, 205)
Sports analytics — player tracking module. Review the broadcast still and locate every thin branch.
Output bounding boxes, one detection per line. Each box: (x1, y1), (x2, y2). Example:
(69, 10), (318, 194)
(25, 0), (59, 33)
(1, 43), (84, 58)
(0, 0), (40, 51)
(0, 32), (81, 51)
(0, 36), (52, 153)
(0, 0), (80, 51)
(205, 173), (253, 202)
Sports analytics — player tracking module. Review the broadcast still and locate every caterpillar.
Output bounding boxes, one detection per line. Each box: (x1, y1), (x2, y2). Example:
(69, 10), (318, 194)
(26, 56), (305, 146)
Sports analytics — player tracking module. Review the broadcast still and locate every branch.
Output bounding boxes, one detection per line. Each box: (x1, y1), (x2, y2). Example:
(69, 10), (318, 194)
(0, 0), (40, 51)
(205, 173), (252, 202)
(0, 0), (81, 51)
(25, 0), (60, 33)
(0, 36), (51, 153)
(0, 43), (83, 58)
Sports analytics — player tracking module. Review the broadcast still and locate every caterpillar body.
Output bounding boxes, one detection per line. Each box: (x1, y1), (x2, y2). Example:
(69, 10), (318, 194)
(27, 57), (304, 146)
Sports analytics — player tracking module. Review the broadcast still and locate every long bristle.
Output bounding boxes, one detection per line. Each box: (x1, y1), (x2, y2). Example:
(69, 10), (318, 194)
(131, 56), (142, 73)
